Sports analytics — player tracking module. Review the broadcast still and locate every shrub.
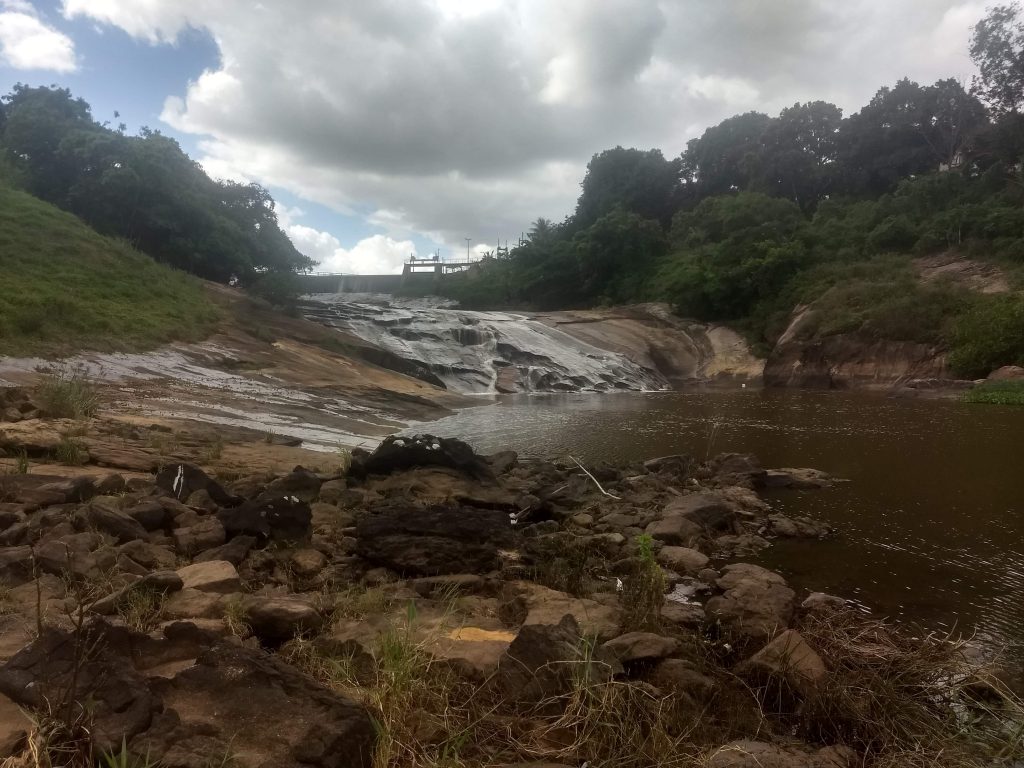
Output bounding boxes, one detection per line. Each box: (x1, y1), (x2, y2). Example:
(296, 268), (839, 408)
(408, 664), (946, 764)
(949, 294), (1024, 378)
(35, 367), (99, 419)
(962, 380), (1024, 405)
(619, 535), (666, 632)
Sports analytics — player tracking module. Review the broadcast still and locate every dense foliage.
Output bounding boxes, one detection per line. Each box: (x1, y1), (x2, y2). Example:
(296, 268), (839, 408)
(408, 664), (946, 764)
(438, 4), (1024, 376)
(0, 85), (311, 283)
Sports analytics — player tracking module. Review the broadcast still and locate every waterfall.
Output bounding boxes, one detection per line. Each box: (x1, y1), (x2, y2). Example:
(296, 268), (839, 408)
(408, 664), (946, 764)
(302, 294), (668, 394)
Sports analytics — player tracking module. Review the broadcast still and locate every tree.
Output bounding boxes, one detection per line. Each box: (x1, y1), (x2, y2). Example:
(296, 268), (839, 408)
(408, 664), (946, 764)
(574, 147), (679, 229)
(678, 112), (772, 203)
(757, 101), (843, 210)
(970, 3), (1024, 114)
(572, 208), (666, 303)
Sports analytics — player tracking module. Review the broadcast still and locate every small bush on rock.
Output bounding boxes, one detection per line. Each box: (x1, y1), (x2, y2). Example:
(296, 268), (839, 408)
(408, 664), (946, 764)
(619, 535), (666, 632)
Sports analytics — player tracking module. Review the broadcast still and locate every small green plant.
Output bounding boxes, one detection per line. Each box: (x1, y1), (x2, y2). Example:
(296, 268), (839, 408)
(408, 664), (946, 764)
(101, 738), (160, 768)
(35, 366), (100, 419)
(336, 445), (353, 474)
(54, 435), (88, 466)
(619, 534), (666, 633)
(10, 449), (29, 475)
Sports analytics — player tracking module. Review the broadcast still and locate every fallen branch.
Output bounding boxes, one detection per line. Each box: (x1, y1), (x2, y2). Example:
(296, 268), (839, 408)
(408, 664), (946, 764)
(569, 455), (622, 500)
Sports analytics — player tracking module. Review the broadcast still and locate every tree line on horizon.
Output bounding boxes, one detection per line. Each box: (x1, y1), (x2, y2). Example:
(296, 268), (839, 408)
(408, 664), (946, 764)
(436, 3), (1024, 377)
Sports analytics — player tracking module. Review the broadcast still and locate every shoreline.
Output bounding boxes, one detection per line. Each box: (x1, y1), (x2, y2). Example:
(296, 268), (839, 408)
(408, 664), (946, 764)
(0, 390), (1021, 765)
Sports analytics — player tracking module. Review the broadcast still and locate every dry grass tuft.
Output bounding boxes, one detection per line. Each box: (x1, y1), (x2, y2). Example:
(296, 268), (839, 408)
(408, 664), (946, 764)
(795, 611), (1024, 766)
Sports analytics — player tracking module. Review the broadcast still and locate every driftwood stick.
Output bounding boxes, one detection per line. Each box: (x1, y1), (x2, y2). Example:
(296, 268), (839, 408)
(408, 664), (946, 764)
(569, 455), (622, 500)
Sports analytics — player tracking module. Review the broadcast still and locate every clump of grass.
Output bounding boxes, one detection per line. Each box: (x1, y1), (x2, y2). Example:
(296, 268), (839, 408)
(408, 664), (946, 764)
(619, 534), (666, 632)
(963, 380), (1024, 405)
(530, 536), (597, 597)
(337, 446), (353, 474)
(100, 738), (160, 768)
(35, 367), (99, 419)
(116, 586), (166, 633)
(223, 596), (252, 640)
(795, 611), (1024, 766)
(323, 584), (394, 621)
(54, 435), (88, 466)
(198, 434), (224, 464)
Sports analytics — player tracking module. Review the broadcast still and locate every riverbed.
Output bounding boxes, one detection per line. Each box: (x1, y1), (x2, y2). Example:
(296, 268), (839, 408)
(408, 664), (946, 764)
(407, 390), (1024, 656)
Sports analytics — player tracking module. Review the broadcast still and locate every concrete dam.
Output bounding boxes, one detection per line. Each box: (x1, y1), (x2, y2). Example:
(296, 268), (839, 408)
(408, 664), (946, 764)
(296, 255), (482, 295)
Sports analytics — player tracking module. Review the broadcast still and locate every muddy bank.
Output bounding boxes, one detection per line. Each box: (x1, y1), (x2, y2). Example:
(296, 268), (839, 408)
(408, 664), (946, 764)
(0, 411), (1018, 767)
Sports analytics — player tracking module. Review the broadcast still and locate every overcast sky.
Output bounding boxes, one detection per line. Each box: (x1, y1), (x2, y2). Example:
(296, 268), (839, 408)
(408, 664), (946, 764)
(1, 0), (987, 273)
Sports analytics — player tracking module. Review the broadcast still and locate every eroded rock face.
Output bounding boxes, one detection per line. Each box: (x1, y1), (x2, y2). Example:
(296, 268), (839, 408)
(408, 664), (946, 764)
(356, 501), (515, 576)
(705, 564), (796, 641)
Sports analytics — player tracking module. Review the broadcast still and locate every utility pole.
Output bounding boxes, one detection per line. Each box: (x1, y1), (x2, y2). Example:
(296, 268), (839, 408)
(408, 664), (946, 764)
(465, 238), (472, 261)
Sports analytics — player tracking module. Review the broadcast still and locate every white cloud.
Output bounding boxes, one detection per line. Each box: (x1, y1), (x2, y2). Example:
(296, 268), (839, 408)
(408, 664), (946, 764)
(0, 2), (76, 72)
(62, 0), (988, 255)
(277, 207), (417, 274)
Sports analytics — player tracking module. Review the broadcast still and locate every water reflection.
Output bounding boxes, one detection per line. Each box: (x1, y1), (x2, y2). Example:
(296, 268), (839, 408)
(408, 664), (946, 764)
(408, 390), (1024, 656)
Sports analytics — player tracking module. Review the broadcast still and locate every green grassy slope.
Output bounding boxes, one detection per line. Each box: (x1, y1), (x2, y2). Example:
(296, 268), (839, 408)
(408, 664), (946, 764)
(0, 186), (220, 356)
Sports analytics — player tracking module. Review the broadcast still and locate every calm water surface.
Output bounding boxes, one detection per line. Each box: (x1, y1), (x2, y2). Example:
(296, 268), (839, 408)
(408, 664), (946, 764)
(411, 391), (1024, 655)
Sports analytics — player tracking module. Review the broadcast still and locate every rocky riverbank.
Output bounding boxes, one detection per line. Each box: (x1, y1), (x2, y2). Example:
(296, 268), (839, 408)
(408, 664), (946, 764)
(0, 394), (1020, 767)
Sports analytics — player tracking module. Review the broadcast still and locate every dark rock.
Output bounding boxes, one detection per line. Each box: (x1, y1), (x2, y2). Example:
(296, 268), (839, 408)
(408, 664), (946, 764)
(76, 499), (149, 543)
(217, 494), (312, 542)
(704, 453), (767, 489)
(172, 518), (226, 556)
(643, 454), (692, 477)
(705, 563), (796, 642)
(644, 515), (702, 547)
(665, 494), (738, 533)
(356, 501), (515, 576)
(243, 596), (323, 643)
(92, 571), (184, 615)
(119, 540), (177, 571)
(123, 499), (171, 531)
(0, 546), (33, 585)
(351, 434), (494, 481)
(155, 462), (238, 506)
(488, 450), (519, 475)
(193, 534), (257, 566)
(317, 478), (348, 504)
(265, 466), (322, 503)
(0, 623), (159, 753)
(650, 658), (717, 702)
(603, 632), (682, 663)
(137, 641), (375, 768)
(494, 615), (621, 706)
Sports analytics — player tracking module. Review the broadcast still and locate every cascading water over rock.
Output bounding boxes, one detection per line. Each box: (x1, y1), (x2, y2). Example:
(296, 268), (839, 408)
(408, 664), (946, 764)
(302, 294), (668, 394)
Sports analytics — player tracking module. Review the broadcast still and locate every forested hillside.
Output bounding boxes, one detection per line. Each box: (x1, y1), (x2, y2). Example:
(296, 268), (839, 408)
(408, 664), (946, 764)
(0, 85), (310, 285)
(438, 4), (1024, 378)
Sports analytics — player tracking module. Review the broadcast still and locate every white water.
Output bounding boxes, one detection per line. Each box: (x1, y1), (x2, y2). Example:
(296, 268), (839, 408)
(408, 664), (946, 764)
(303, 294), (668, 395)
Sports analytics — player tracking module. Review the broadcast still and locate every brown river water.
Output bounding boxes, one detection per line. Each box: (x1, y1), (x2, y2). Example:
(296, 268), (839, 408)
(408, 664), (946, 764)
(407, 390), (1024, 656)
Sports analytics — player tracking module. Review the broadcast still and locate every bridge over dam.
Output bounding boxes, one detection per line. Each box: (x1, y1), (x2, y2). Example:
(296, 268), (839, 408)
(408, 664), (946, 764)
(295, 255), (482, 294)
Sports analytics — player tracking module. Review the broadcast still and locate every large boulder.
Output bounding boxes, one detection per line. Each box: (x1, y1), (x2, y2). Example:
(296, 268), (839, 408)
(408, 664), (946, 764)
(705, 564), (796, 642)
(135, 640), (375, 768)
(176, 560), (241, 594)
(703, 454), (767, 489)
(737, 630), (827, 696)
(75, 498), (149, 543)
(350, 434), (494, 480)
(156, 462), (237, 506)
(663, 494), (738, 533)
(0, 623), (160, 752)
(493, 615), (622, 706)
(217, 494), (312, 542)
(243, 596), (324, 643)
(644, 515), (702, 547)
(656, 546), (710, 575)
(356, 501), (515, 576)
(264, 467), (322, 503)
